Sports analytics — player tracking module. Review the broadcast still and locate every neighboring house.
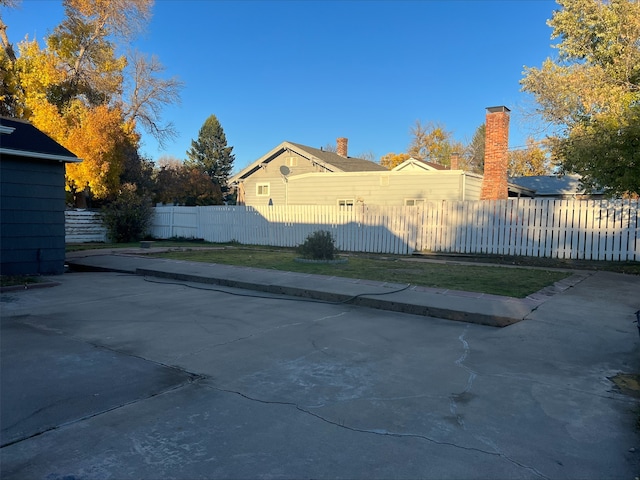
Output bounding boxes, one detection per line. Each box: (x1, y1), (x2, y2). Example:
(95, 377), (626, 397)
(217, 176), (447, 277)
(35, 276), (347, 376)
(392, 157), (449, 172)
(1, 117), (81, 275)
(231, 138), (533, 207)
(509, 174), (605, 199)
(231, 138), (388, 206)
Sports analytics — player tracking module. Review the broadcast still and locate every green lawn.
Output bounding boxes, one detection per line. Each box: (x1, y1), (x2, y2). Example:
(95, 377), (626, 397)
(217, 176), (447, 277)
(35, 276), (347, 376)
(152, 246), (571, 298)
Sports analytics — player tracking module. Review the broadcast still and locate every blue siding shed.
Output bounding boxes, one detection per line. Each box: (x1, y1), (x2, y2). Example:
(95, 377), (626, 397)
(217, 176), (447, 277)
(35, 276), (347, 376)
(1, 117), (81, 275)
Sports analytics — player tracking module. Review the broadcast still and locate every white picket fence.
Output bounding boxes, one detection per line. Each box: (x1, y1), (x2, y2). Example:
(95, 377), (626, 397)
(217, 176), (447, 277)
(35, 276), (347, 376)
(65, 210), (108, 243)
(150, 199), (640, 261)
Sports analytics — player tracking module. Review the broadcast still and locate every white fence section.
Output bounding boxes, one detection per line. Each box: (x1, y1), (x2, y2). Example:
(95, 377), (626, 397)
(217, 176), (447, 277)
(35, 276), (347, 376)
(150, 199), (640, 261)
(65, 210), (108, 243)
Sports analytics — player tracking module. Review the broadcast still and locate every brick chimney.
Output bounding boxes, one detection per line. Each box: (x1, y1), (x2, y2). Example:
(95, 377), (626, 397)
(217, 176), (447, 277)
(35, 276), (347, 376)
(450, 152), (460, 170)
(336, 137), (348, 157)
(480, 106), (510, 200)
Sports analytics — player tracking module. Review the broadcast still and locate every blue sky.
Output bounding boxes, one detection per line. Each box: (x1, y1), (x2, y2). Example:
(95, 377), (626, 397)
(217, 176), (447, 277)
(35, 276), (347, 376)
(3, 0), (558, 172)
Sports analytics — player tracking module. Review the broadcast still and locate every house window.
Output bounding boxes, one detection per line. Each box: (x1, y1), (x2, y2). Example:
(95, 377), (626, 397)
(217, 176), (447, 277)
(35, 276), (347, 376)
(287, 157), (298, 167)
(338, 199), (354, 208)
(256, 183), (270, 196)
(404, 198), (425, 206)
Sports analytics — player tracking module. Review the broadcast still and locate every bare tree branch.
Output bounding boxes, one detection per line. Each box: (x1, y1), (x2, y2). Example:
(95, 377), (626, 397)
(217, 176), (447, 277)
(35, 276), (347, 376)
(124, 50), (183, 148)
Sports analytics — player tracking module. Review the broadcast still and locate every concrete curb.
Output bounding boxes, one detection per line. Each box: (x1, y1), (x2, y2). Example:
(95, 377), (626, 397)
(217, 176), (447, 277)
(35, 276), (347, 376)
(65, 253), (590, 329)
(135, 266), (529, 328)
(0, 281), (61, 293)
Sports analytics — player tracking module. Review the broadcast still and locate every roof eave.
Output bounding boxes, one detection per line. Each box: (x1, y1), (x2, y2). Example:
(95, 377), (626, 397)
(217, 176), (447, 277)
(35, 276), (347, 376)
(1, 147), (82, 163)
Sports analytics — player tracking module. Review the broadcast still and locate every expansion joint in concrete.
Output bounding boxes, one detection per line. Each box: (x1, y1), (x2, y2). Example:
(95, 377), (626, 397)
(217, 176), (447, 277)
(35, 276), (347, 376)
(210, 385), (551, 480)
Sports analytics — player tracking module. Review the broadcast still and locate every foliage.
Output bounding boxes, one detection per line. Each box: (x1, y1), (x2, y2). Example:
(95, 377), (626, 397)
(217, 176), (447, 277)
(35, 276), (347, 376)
(379, 152), (411, 170)
(0, 0), (181, 203)
(63, 104), (135, 200)
(466, 124), (486, 173)
(296, 230), (338, 260)
(552, 106), (640, 195)
(407, 120), (467, 168)
(322, 143), (337, 153)
(153, 156), (222, 206)
(0, 275), (40, 287)
(508, 137), (553, 177)
(185, 114), (235, 200)
(101, 183), (153, 242)
(521, 0), (640, 195)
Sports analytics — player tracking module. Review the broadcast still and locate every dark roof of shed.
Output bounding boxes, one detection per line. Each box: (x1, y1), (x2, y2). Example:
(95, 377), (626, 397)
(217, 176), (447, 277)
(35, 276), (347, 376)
(508, 174), (602, 196)
(289, 142), (387, 172)
(0, 117), (80, 162)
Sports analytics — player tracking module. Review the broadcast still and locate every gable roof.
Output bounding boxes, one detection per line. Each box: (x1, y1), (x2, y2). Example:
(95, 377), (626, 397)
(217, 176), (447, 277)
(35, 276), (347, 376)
(508, 174), (602, 196)
(392, 157), (449, 172)
(0, 117), (81, 163)
(288, 142), (387, 172)
(232, 140), (386, 182)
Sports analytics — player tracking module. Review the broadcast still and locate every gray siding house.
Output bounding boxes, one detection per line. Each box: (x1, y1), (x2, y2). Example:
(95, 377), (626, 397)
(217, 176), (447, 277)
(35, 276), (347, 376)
(230, 139), (530, 207)
(1, 117), (81, 275)
(231, 139), (387, 206)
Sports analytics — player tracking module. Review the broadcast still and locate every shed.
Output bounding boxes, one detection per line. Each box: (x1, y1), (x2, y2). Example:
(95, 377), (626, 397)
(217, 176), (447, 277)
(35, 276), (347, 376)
(1, 117), (81, 275)
(508, 174), (605, 199)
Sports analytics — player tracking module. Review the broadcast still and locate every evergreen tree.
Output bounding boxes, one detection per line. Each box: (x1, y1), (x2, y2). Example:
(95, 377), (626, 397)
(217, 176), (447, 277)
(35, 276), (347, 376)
(467, 124), (485, 173)
(186, 114), (235, 199)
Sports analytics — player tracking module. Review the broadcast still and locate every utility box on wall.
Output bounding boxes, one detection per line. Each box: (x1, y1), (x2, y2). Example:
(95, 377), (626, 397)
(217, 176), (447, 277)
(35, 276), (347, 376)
(0, 117), (81, 275)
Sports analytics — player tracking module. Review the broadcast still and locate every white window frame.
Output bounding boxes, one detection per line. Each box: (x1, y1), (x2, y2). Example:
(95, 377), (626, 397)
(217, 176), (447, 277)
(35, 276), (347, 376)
(337, 199), (355, 208)
(404, 198), (425, 206)
(256, 183), (270, 196)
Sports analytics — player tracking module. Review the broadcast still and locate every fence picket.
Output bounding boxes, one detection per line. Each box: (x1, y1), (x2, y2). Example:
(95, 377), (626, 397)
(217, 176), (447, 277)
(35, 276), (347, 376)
(143, 200), (639, 260)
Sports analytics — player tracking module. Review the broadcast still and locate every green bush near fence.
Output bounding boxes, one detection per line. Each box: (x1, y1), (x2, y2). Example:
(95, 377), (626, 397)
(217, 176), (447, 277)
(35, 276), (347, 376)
(101, 185), (154, 243)
(296, 230), (338, 260)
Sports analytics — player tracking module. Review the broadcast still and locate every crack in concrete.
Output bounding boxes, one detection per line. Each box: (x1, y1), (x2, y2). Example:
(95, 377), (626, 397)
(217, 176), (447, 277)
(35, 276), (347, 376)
(449, 326), (477, 429)
(211, 385), (551, 479)
(1, 375), (200, 449)
(171, 312), (348, 361)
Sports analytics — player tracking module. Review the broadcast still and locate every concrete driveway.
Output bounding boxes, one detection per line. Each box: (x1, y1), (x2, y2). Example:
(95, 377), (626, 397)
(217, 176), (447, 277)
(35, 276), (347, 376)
(1, 270), (639, 479)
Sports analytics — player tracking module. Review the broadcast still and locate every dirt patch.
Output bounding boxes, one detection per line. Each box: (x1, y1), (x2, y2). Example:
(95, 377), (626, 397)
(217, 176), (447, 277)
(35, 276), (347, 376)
(609, 373), (640, 398)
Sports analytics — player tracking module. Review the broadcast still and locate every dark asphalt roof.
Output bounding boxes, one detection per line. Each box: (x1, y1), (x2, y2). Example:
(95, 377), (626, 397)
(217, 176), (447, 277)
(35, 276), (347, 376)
(508, 175), (600, 196)
(1, 117), (79, 162)
(289, 142), (388, 172)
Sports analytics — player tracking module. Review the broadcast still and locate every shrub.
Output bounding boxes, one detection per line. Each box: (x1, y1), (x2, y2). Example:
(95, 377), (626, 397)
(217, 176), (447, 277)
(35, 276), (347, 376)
(297, 230), (338, 260)
(102, 184), (154, 243)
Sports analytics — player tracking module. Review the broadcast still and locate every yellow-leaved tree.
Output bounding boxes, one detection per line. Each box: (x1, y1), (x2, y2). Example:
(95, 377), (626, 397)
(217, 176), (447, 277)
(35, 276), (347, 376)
(507, 138), (553, 177)
(521, 0), (640, 196)
(0, 0), (182, 205)
(379, 152), (411, 170)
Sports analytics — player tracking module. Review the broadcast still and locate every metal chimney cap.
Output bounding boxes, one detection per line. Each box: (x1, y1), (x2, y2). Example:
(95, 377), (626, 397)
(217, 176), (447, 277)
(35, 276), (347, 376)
(486, 106), (511, 113)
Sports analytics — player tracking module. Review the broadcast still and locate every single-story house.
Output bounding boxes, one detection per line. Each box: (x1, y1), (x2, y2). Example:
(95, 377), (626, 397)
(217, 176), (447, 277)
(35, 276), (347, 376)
(1, 117), (81, 275)
(230, 137), (533, 207)
(509, 174), (605, 199)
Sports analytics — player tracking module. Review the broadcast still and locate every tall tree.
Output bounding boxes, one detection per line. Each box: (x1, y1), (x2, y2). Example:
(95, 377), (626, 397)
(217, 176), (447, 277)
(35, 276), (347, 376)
(379, 152), (410, 170)
(185, 114), (235, 198)
(0, 0), (181, 203)
(408, 120), (460, 166)
(0, 1), (22, 117)
(466, 124), (485, 173)
(153, 156), (222, 206)
(508, 138), (553, 177)
(521, 0), (640, 195)
(123, 51), (182, 148)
